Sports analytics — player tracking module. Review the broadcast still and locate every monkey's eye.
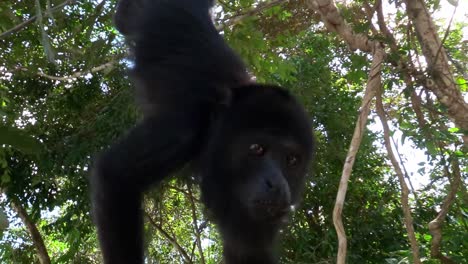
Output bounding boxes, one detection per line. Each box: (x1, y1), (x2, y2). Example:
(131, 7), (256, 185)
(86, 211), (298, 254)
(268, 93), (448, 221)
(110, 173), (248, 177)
(249, 144), (265, 156)
(286, 155), (299, 167)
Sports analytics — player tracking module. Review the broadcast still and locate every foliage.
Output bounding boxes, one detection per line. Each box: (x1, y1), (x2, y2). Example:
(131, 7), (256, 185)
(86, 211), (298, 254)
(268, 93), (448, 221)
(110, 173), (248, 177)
(0, 0), (466, 263)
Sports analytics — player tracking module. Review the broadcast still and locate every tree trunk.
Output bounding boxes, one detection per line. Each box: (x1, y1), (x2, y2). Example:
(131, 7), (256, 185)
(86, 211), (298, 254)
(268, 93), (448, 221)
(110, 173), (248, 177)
(11, 200), (51, 264)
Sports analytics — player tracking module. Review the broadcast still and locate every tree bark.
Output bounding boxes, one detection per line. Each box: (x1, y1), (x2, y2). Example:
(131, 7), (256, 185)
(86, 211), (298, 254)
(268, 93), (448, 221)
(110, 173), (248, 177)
(376, 89), (422, 264)
(307, 1), (386, 263)
(11, 200), (51, 264)
(308, 0), (377, 52)
(428, 159), (461, 264)
(404, 0), (468, 144)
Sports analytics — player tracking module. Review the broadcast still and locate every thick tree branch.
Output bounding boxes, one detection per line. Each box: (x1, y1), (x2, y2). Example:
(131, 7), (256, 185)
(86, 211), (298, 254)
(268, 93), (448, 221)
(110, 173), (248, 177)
(404, 0), (468, 144)
(0, 0), (77, 39)
(307, 0), (377, 52)
(376, 88), (421, 264)
(10, 200), (51, 264)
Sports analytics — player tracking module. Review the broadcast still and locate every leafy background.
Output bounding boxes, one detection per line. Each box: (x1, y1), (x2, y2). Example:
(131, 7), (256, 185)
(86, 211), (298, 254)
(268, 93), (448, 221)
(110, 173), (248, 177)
(0, 0), (466, 263)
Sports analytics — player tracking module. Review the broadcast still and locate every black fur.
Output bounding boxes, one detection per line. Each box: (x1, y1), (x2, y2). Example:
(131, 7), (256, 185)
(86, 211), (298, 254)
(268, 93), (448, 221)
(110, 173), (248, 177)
(91, 1), (314, 263)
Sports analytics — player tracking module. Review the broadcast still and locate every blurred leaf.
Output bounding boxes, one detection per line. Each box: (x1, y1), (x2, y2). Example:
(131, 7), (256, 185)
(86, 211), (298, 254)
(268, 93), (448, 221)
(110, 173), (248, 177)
(0, 125), (43, 155)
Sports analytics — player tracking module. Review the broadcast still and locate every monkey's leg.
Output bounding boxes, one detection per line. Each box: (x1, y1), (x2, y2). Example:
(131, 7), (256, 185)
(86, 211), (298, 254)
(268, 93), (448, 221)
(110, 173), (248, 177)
(91, 111), (207, 264)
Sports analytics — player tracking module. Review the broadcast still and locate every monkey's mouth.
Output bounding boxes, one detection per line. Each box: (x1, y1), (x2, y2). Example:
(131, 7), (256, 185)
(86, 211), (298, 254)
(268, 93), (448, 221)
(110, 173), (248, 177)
(253, 200), (291, 220)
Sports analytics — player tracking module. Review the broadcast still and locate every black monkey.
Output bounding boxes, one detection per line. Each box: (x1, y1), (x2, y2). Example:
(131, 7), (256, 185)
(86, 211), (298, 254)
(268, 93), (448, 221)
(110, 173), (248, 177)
(90, 0), (314, 263)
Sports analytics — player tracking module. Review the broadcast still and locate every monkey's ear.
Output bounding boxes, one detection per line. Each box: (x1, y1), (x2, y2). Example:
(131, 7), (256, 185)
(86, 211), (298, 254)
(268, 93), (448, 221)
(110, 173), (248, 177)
(114, 0), (145, 36)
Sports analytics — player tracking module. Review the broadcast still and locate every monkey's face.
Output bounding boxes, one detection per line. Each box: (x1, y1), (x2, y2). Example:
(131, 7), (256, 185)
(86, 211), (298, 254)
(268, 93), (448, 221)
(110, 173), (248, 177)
(227, 133), (310, 223)
(200, 85), (313, 230)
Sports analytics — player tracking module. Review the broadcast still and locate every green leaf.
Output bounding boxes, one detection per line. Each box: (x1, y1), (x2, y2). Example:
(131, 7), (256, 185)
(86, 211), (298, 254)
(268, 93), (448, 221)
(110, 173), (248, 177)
(423, 234), (432, 242)
(456, 77), (467, 91)
(0, 125), (43, 155)
(1, 169), (10, 184)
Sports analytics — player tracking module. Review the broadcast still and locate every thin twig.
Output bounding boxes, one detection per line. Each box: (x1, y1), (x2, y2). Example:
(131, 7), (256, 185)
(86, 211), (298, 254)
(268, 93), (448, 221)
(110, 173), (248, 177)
(0, 0), (77, 39)
(37, 60), (117, 81)
(216, 0), (287, 31)
(432, 6), (457, 75)
(145, 211), (193, 264)
(187, 183), (206, 264)
(390, 136), (420, 203)
(165, 184), (201, 202)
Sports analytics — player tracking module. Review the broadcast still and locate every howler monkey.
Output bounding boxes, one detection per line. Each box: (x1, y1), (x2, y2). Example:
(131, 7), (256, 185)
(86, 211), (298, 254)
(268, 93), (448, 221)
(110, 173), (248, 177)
(90, 0), (314, 263)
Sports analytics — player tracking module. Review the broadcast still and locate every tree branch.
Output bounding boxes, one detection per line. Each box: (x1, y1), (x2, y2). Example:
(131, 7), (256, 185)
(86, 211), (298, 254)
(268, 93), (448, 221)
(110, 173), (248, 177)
(216, 0), (288, 31)
(332, 44), (384, 264)
(428, 158), (461, 264)
(0, 0), (77, 39)
(145, 211), (193, 264)
(306, 1), (387, 262)
(307, 0), (377, 52)
(36, 60), (117, 81)
(390, 135), (420, 203)
(404, 0), (468, 145)
(376, 87), (422, 264)
(187, 183), (206, 264)
(10, 199), (51, 264)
